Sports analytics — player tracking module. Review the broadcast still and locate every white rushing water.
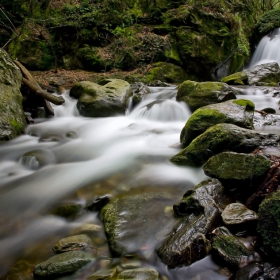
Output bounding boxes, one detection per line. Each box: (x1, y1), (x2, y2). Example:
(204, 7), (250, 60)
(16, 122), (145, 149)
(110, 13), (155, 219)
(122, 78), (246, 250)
(249, 27), (280, 67)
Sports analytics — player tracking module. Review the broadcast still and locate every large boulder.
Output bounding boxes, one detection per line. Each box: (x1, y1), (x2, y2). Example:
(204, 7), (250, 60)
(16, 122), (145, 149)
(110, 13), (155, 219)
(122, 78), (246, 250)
(70, 79), (132, 117)
(171, 123), (280, 166)
(157, 179), (223, 267)
(180, 99), (255, 148)
(257, 190), (280, 260)
(221, 62), (280, 86)
(0, 49), (26, 141)
(176, 81), (236, 111)
(203, 152), (271, 193)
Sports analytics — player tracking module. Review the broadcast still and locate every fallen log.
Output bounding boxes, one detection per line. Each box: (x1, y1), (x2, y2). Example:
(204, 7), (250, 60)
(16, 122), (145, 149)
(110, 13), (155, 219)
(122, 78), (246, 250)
(14, 60), (65, 106)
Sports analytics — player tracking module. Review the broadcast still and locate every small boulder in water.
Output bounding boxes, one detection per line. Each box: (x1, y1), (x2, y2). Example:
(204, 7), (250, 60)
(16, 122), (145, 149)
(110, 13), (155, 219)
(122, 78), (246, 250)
(33, 251), (94, 277)
(51, 203), (83, 219)
(176, 80), (237, 111)
(52, 234), (92, 253)
(86, 195), (110, 212)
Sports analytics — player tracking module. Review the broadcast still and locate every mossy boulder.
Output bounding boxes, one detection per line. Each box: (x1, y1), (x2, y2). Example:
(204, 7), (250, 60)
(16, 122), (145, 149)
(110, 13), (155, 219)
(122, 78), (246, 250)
(212, 227), (253, 268)
(33, 251), (94, 277)
(256, 8), (280, 35)
(51, 203), (83, 219)
(171, 123), (280, 166)
(157, 179), (223, 267)
(180, 99), (255, 148)
(222, 62), (280, 86)
(257, 190), (280, 260)
(0, 49), (26, 141)
(70, 79), (132, 117)
(111, 268), (159, 280)
(176, 81), (237, 111)
(8, 23), (54, 70)
(203, 152), (271, 192)
(142, 62), (191, 84)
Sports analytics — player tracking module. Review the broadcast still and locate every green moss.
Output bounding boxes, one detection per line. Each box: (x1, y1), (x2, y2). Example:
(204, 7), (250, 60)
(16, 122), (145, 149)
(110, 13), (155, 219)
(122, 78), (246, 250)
(257, 9), (280, 35)
(52, 204), (83, 219)
(233, 99), (255, 112)
(221, 71), (248, 84)
(9, 119), (24, 134)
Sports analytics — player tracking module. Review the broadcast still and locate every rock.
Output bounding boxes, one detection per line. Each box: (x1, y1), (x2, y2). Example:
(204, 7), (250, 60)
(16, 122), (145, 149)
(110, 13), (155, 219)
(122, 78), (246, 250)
(254, 111), (280, 128)
(257, 190), (280, 259)
(52, 234), (92, 253)
(1, 260), (34, 280)
(261, 108), (276, 114)
(70, 79), (132, 117)
(212, 227), (253, 268)
(100, 188), (184, 257)
(70, 224), (102, 235)
(221, 62), (280, 86)
(146, 80), (173, 87)
(19, 149), (56, 170)
(33, 251), (94, 277)
(203, 152), (271, 192)
(157, 179), (223, 267)
(0, 49), (26, 141)
(142, 62), (190, 84)
(221, 203), (258, 230)
(171, 123), (280, 166)
(87, 268), (117, 280)
(176, 81), (237, 111)
(112, 268), (160, 280)
(131, 82), (151, 107)
(180, 99), (255, 148)
(86, 195), (110, 212)
(51, 203), (83, 219)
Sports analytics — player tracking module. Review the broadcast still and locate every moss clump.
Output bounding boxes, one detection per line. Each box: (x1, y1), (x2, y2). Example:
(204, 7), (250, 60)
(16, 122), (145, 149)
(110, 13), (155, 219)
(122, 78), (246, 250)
(257, 191), (280, 260)
(51, 204), (83, 219)
(233, 99), (255, 111)
(257, 9), (280, 35)
(9, 119), (24, 135)
(221, 71), (248, 85)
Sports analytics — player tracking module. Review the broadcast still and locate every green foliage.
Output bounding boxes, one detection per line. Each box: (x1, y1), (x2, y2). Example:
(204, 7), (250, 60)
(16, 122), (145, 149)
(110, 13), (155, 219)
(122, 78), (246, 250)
(257, 8), (280, 34)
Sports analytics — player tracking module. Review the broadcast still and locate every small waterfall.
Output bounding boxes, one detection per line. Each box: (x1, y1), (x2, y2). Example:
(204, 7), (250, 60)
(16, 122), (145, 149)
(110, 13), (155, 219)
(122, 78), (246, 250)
(249, 27), (280, 67)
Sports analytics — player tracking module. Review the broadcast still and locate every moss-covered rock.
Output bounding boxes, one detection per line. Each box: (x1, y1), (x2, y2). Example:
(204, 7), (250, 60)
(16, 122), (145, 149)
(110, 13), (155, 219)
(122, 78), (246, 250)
(180, 99), (255, 148)
(176, 81), (237, 111)
(112, 268), (160, 280)
(51, 203), (83, 219)
(0, 49), (26, 141)
(212, 227), (253, 268)
(256, 8), (280, 35)
(203, 152), (271, 192)
(71, 79), (132, 117)
(221, 71), (248, 85)
(257, 190), (280, 260)
(171, 123), (280, 166)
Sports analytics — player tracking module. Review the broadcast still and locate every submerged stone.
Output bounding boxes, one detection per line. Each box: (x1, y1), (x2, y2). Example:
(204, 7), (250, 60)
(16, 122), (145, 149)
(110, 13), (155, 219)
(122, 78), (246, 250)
(212, 227), (253, 268)
(203, 152), (271, 192)
(33, 251), (94, 277)
(111, 268), (159, 280)
(180, 99), (254, 148)
(86, 195), (110, 212)
(177, 80), (236, 111)
(157, 179), (223, 267)
(52, 234), (92, 253)
(171, 123), (279, 166)
(51, 203), (83, 219)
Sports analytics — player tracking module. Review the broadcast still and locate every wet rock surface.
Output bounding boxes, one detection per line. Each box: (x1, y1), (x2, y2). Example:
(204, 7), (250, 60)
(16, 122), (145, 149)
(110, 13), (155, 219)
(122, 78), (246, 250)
(157, 179), (223, 267)
(180, 99), (255, 148)
(176, 80), (237, 111)
(33, 251), (94, 277)
(171, 123), (280, 166)
(86, 195), (110, 212)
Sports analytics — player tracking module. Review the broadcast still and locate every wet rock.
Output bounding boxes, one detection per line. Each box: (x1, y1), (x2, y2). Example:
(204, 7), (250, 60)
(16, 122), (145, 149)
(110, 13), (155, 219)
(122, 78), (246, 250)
(131, 82), (151, 107)
(221, 203), (258, 230)
(253, 111), (280, 128)
(257, 190), (280, 260)
(147, 80), (173, 87)
(19, 149), (56, 170)
(70, 224), (102, 235)
(112, 268), (160, 280)
(171, 123), (280, 166)
(157, 179), (223, 267)
(100, 189), (183, 257)
(180, 99), (255, 148)
(0, 49), (26, 141)
(261, 107), (276, 114)
(86, 195), (110, 212)
(51, 203), (83, 219)
(33, 251), (94, 277)
(235, 262), (263, 280)
(203, 152), (271, 192)
(87, 268), (117, 280)
(221, 62), (280, 86)
(1, 260), (34, 280)
(52, 234), (92, 253)
(176, 80), (237, 111)
(70, 79), (132, 117)
(212, 227), (253, 268)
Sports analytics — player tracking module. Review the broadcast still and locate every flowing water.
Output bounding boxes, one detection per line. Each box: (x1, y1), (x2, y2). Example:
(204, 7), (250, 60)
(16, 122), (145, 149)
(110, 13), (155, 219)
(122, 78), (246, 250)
(248, 27), (280, 67)
(0, 84), (279, 279)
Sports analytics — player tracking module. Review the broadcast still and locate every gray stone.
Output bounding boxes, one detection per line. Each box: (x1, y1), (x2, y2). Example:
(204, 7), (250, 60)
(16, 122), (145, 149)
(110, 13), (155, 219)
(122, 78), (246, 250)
(0, 49), (26, 141)
(33, 251), (94, 277)
(180, 99), (255, 148)
(176, 80), (236, 111)
(131, 82), (151, 107)
(157, 179), (223, 267)
(171, 123), (279, 166)
(52, 234), (92, 253)
(203, 152), (271, 191)
(113, 268), (160, 280)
